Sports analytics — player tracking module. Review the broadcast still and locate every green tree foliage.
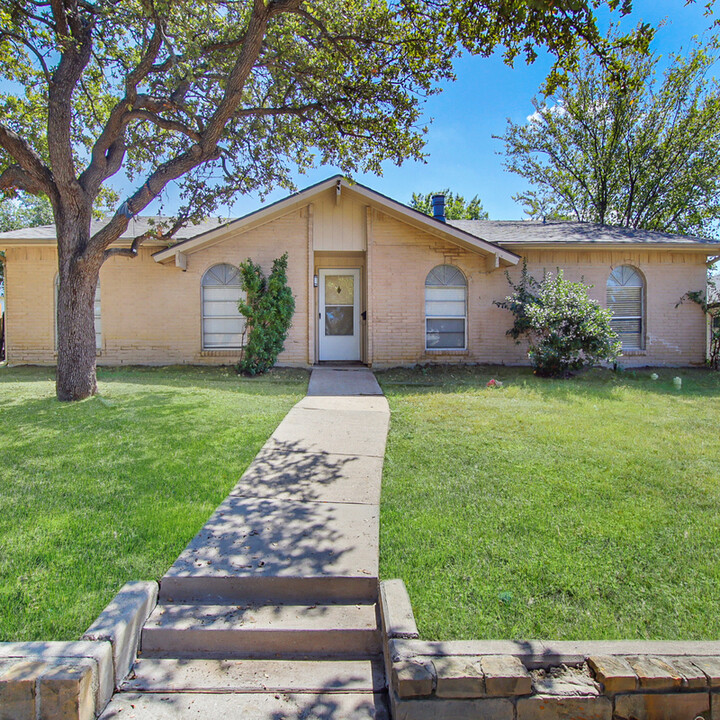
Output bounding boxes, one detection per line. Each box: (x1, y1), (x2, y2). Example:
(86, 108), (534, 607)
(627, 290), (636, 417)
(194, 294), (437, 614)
(499, 32), (720, 237)
(0, 0), (646, 399)
(497, 269), (621, 377)
(0, 193), (53, 233)
(410, 189), (489, 219)
(237, 253), (295, 375)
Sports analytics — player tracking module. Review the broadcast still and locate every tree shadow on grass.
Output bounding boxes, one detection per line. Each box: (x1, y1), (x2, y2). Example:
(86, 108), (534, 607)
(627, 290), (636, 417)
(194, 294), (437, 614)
(0, 364), (310, 397)
(0, 385), (304, 640)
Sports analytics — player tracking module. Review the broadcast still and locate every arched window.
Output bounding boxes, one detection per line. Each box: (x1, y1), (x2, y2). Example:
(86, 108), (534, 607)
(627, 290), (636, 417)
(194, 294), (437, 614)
(201, 264), (245, 349)
(425, 264), (467, 350)
(607, 266), (644, 350)
(55, 276), (102, 350)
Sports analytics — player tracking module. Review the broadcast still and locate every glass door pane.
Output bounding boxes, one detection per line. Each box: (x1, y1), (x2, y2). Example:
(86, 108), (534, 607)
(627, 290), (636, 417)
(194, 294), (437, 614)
(325, 274), (354, 336)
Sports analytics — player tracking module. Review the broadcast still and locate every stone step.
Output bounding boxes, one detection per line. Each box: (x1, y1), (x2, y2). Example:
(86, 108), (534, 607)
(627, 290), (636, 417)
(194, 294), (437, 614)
(159, 575), (379, 605)
(100, 691), (390, 719)
(122, 657), (386, 694)
(141, 602), (381, 659)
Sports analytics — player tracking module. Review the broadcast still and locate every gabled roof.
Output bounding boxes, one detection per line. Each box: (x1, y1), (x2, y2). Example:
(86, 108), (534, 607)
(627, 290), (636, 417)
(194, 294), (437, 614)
(2, 178), (718, 256)
(449, 219), (720, 250)
(152, 176), (520, 266)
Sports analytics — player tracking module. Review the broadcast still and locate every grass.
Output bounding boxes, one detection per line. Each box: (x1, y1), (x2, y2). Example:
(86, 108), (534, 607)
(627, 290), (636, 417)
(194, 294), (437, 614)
(0, 364), (307, 641)
(377, 365), (720, 641)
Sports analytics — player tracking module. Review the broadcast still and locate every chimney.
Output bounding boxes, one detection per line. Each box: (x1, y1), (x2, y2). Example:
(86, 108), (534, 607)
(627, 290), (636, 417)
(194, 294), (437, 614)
(431, 194), (446, 222)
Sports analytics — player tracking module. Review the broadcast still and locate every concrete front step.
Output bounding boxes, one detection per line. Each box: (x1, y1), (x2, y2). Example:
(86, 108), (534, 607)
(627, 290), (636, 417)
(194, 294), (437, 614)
(100, 691), (390, 719)
(123, 657), (386, 694)
(141, 602), (381, 659)
(159, 575), (379, 605)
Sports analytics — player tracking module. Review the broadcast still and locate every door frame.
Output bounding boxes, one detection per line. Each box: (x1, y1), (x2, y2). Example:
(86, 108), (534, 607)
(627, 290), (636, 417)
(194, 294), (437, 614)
(318, 267), (362, 362)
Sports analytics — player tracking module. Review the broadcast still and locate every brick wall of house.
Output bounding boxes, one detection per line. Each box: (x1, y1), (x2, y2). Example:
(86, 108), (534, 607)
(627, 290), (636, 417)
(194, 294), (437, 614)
(4, 207), (310, 366)
(2, 203), (709, 368)
(369, 209), (709, 368)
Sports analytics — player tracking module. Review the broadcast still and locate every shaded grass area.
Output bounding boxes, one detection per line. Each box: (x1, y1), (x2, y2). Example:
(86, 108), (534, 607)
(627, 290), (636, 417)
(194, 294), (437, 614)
(0, 365), (307, 641)
(377, 365), (720, 641)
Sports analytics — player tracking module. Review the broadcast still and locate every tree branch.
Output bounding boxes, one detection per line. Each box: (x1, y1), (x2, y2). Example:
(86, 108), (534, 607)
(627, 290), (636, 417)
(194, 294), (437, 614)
(79, 24), (164, 197)
(90, 0), (302, 255)
(0, 31), (51, 83)
(47, 0), (94, 193)
(0, 164), (49, 196)
(0, 122), (57, 199)
(235, 101), (325, 119)
(127, 110), (202, 141)
(102, 213), (187, 260)
(102, 232), (148, 259)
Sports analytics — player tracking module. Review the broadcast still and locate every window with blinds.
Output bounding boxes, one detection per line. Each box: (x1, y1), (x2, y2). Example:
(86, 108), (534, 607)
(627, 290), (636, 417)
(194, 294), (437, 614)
(55, 276), (102, 350)
(425, 264), (467, 350)
(606, 266), (644, 350)
(201, 264), (245, 349)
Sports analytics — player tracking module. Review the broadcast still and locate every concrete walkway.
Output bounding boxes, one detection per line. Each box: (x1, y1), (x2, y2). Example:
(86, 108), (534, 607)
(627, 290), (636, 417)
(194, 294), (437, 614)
(102, 367), (391, 720)
(163, 366), (389, 593)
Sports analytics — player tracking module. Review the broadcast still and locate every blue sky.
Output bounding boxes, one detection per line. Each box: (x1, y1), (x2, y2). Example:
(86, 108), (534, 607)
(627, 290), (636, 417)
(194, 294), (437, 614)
(138, 0), (718, 222)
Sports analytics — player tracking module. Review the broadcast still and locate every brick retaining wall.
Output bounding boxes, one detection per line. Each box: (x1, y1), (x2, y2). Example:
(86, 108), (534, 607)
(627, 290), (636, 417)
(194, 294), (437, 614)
(381, 579), (720, 720)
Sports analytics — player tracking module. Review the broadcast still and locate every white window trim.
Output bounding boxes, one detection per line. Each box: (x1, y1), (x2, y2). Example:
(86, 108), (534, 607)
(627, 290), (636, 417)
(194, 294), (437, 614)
(201, 264), (245, 351)
(424, 265), (468, 351)
(607, 266), (645, 352)
(424, 316), (468, 351)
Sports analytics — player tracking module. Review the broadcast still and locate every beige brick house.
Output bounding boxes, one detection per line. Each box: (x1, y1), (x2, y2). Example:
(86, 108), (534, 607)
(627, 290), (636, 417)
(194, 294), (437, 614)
(1, 176), (717, 368)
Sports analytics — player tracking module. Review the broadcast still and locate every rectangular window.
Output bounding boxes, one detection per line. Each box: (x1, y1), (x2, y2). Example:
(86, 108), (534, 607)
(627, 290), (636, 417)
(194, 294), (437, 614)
(426, 317), (466, 349)
(94, 292), (102, 350)
(425, 265), (467, 350)
(425, 290), (466, 350)
(202, 286), (245, 349)
(607, 285), (643, 350)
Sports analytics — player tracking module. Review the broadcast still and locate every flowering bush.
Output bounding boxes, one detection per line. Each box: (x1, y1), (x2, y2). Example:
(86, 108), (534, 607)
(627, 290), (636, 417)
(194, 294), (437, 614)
(498, 269), (621, 377)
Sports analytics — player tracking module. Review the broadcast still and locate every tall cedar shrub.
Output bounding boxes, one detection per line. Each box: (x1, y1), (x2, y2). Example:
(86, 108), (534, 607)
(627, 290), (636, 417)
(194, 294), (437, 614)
(237, 254), (295, 375)
(497, 268), (621, 377)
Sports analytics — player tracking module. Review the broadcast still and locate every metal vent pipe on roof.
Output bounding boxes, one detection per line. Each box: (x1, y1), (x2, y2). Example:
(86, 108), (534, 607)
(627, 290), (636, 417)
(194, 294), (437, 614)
(431, 194), (446, 222)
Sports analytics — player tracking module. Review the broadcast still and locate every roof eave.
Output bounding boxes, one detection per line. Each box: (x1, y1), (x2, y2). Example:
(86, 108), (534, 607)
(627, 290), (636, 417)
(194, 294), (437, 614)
(153, 176), (520, 265)
(497, 241), (720, 252)
(343, 180), (519, 264)
(153, 176), (344, 263)
(0, 238), (169, 249)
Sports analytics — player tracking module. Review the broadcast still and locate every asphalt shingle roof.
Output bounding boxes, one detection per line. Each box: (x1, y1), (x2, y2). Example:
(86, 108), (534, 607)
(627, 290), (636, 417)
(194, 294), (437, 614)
(447, 219), (719, 246)
(0, 216), (234, 242)
(1, 212), (718, 249)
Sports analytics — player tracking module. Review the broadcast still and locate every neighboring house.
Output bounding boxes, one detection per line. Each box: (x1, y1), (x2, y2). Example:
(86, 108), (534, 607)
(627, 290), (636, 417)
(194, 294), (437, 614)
(0, 176), (717, 368)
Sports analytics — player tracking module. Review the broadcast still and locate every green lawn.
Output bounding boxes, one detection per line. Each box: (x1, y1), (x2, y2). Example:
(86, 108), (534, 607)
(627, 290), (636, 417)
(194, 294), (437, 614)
(377, 365), (720, 641)
(0, 365), (307, 641)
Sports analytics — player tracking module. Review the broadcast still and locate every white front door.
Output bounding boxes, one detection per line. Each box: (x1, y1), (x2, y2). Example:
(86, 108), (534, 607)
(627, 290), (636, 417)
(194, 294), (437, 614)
(318, 268), (361, 361)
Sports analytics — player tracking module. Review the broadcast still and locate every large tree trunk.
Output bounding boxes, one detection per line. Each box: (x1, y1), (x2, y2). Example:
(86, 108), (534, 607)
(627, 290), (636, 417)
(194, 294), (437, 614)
(56, 214), (102, 401)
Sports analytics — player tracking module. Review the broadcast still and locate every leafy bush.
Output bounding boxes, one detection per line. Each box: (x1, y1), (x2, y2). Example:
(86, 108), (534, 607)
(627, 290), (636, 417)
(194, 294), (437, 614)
(494, 259), (540, 341)
(677, 276), (719, 370)
(497, 268), (621, 377)
(236, 253), (295, 375)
